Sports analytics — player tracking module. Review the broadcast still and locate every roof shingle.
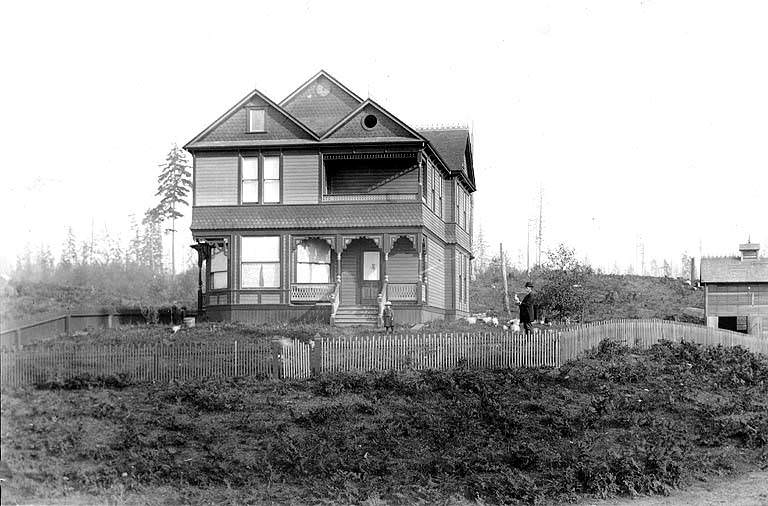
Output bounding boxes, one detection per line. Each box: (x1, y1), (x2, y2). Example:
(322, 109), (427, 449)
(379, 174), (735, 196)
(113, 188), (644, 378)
(700, 256), (768, 283)
(191, 203), (423, 231)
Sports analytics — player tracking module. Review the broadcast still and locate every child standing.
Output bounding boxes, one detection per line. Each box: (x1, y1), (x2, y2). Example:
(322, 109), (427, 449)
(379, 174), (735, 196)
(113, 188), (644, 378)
(383, 301), (394, 333)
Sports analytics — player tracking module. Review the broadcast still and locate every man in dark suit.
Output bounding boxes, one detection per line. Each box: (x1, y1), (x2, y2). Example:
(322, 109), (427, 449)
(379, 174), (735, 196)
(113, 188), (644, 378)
(514, 281), (536, 336)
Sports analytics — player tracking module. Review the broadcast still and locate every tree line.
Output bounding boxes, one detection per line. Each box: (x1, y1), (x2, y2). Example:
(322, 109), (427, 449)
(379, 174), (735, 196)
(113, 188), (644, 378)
(3, 146), (195, 323)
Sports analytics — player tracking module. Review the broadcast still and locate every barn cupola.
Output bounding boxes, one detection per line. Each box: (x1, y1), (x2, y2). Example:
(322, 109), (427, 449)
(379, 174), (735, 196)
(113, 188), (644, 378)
(739, 240), (760, 260)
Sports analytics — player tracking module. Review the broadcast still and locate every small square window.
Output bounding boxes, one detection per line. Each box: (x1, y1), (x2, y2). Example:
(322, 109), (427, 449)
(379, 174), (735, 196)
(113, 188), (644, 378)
(248, 109), (265, 133)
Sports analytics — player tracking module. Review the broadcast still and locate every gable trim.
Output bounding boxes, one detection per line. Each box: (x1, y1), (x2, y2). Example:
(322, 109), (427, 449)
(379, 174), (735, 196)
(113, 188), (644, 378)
(184, 88), (319, 150)
(320, 99), (425, 141)
(279, 69), (364, 107)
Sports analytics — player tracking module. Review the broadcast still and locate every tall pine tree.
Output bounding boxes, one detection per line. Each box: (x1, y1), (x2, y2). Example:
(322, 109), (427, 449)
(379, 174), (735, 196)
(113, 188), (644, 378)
(145, 144), (192, 275)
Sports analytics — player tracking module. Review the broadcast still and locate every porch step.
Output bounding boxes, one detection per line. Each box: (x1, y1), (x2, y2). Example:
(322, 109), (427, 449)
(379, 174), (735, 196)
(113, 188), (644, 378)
(333, 305), (379, 327)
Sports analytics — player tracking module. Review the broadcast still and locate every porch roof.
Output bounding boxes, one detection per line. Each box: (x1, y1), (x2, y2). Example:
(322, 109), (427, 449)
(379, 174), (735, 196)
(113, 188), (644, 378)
(191, 203), (422, 230)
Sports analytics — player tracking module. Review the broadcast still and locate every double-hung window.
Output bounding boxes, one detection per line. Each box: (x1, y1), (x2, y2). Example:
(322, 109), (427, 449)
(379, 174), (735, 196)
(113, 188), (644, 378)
(241, 155), (281, 204)
(263, 156), (280, 203)
(296, 239), (331, 283)
(242, 158), (259, 203)
(241, 236), (280, 288)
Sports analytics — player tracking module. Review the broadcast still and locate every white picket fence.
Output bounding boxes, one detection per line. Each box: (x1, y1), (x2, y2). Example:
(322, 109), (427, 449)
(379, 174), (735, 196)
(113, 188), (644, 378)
(1, 319), (765, 387)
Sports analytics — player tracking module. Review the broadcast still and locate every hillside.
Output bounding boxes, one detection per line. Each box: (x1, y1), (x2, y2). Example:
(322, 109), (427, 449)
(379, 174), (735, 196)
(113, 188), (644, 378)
(2, 340), (766, 505)
(471, 267), (703, 323)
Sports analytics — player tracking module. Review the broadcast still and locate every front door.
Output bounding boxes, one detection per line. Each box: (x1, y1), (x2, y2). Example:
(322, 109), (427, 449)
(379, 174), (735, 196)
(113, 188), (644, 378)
(360, 250), (380, 304)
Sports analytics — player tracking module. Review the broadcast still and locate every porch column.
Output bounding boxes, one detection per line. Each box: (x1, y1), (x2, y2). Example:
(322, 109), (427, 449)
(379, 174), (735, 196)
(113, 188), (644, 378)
(416, 234), (423, 304)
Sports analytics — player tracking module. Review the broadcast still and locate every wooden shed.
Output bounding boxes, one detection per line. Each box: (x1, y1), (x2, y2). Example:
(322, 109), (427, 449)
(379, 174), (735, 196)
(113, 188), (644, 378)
(700, 242), (768, 338)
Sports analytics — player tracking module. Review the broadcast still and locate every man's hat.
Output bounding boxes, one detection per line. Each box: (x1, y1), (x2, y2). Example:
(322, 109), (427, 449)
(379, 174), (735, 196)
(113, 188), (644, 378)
(525, 281), (534, 288)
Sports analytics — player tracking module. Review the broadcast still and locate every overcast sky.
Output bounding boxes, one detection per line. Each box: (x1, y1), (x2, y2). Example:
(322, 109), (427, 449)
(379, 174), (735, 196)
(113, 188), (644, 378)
(1, 0), (766, 275)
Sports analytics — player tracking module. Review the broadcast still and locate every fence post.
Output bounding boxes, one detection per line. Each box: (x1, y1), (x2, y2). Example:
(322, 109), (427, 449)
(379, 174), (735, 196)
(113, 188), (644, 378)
(234, 340), (238, 377)
(65, 315), (72, 336)
(310, 338), (322, 376)
(107, 314), (113, 330)
(14, 329), (21, 348)
(271, 340), (284, 379)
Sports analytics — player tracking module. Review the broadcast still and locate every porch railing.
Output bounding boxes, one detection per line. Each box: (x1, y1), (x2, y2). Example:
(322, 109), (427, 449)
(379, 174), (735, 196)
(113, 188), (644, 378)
(321, 193), (419, 203)
(290, 283), (336, 303)
(387, 283), (418, 302)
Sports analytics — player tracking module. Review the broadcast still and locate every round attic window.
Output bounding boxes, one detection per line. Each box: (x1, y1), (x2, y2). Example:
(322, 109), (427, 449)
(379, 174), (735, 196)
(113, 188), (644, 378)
(362, 114), (378, 130)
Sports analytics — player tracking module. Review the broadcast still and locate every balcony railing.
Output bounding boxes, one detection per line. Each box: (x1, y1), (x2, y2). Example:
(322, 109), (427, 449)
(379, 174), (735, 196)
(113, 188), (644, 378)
(321, 193), (419, 203)
(290, 283), (336, 303)
(387, 283), (418, 302)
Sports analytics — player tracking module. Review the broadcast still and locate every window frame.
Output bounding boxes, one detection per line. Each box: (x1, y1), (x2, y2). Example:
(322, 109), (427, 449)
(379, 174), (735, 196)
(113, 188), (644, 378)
(246, 107), (266, 133)
(239, 153), (282, 205)
(240, 235), (281, 289)
(296, 239), (332, 284)
(202, 238), (229, 292)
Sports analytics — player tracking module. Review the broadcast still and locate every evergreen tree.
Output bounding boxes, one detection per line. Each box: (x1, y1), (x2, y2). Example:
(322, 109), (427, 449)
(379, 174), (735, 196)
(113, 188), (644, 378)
(128, 214), (142, 265)
(473, 225), (490, 275)
(60, 227), (78, 268)
(144, 144), (192, 275)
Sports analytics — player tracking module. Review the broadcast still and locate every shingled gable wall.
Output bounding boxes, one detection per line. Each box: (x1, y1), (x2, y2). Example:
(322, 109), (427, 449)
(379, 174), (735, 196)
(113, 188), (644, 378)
(324, 103), (419, 140)
(281, 76), (362, 136)
(198, 95), (315, 144)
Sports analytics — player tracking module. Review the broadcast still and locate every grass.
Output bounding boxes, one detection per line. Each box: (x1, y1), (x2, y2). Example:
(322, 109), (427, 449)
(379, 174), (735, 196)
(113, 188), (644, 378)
(2, 339), (767, 505)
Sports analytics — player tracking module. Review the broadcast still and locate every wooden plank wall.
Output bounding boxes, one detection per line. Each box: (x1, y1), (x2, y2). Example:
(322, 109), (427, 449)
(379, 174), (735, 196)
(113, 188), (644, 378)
(282, 153), (319, 204)
(195, 155), (238, 206)
(427, 237), (446, 308)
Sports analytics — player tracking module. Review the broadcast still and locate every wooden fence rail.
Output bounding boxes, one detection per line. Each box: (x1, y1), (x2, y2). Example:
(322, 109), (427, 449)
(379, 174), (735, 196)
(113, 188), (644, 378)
(0, 311), (151, 348)
(1, 319), (765, 387)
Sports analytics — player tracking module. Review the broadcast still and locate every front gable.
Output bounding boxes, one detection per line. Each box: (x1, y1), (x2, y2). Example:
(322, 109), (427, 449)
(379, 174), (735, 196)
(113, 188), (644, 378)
(280, 71), (363, 137)
(185, 90), (317, 150)
(323, 101), (422, 141)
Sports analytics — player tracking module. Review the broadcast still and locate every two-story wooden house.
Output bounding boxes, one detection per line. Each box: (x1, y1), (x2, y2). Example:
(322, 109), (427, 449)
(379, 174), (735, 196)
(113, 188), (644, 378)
(185, 71), (476, 326)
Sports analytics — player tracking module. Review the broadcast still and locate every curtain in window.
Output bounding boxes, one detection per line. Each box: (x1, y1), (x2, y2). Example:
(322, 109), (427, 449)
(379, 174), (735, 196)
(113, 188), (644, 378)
(241, 236), (280, 287)
(296, 239), (331, 283)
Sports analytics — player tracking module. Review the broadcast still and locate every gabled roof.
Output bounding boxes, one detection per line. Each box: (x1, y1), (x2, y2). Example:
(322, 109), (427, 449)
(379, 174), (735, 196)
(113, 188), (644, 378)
(280, 70), (364, 137)
(418, 128), (476, 191)
(321, 99), (424, 141)
(184, 88), (319, 150)
(700, 256), (768, 283)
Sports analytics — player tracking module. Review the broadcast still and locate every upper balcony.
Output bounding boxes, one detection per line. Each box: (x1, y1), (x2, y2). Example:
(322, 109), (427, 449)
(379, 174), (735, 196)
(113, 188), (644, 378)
(321, 152), (420, 203)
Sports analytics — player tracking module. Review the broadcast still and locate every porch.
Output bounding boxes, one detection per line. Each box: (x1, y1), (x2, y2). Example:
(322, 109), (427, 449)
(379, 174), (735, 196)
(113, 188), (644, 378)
(289, 234), (424, 304)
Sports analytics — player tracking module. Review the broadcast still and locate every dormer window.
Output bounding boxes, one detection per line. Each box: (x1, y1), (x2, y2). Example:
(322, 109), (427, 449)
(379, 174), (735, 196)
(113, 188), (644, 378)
(247, 108), (266, 133)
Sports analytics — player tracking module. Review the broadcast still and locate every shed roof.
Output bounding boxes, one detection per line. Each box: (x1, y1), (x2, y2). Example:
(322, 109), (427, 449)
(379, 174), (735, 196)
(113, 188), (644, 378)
(700, 256), (768, 283)
(191, 203), (422, 231)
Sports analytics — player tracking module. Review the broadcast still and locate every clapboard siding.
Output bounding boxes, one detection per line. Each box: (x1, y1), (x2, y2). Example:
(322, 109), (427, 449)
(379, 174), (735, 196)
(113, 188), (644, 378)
(427, 237), (446, 309)
(195, 156), (238, 206)
(455, 225), (471, 251)
(387, 252), (417, 282)
(283, 153), (319, 204)
(422, 205), (446, 240)
(370, 168), (418, 194)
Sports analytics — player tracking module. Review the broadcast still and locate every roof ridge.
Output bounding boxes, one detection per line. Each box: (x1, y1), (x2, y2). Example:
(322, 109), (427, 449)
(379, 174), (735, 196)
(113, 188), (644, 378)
(415, 124), (470, 131)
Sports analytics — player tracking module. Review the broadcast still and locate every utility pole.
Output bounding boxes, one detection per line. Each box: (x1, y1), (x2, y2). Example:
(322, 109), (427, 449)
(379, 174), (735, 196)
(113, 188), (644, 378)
(536, 189), (543, 266)
(526, 218), (531, 276)
(500, 243), (510, 317)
